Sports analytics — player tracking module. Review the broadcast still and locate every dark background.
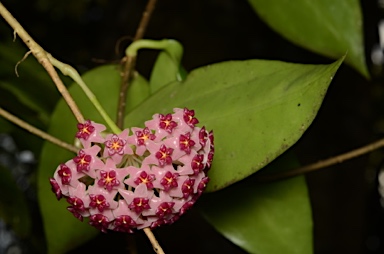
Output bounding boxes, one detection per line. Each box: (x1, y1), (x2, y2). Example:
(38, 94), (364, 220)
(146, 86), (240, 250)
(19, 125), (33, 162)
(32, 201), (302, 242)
(0, 0), (383, 253)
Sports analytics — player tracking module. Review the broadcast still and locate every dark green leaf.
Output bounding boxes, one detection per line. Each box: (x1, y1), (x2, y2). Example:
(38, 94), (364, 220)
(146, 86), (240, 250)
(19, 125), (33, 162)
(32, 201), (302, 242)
(125, 58), (343, 192)
(248, 0), (368, 78)
(199, 152), (312, 254)
(199, 177), (312, 254)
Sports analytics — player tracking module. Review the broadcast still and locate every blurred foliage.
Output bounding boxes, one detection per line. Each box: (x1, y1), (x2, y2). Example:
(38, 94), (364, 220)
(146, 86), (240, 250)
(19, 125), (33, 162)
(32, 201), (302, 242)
(0, 165), (31, 238)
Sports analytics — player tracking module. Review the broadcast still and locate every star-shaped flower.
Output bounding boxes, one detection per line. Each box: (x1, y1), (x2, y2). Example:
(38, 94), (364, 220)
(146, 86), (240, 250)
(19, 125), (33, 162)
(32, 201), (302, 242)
(97, 159), (130, 192)
(124, 164), (155, 189)
(76, 120), (106, 148)
(103, 129), (133, 164)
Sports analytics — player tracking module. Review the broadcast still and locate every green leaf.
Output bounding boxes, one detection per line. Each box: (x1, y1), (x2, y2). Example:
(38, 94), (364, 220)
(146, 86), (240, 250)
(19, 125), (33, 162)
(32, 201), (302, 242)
(149, 51), (186, 94)
(126, 72), (150, 112)
(0, 165), (31, 238)
(0, 87), (45, 155)
(0, 40), (67, 125)
(199, 152), (312, 254)
(37, 65), (147, 253)
(247, 0), (368, 78)
(125, 58), (343, 192)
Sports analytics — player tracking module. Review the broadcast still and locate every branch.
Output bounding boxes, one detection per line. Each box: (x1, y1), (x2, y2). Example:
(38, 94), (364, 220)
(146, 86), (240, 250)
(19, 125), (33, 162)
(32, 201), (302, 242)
(256, 138), (384, 181)
(0, 107), (78, 153)
(143, 228), (165, 254)
(0, 2), (84, 123)
(116, 0), (158, 129)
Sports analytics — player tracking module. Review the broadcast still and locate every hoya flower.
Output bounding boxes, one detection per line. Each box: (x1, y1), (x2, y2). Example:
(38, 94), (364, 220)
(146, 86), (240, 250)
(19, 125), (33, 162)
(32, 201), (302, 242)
(103, 129), (133, 164)
(97, 159), (130, 192)
(72, 145), (104, 178)
(76, 120), (106, 148)
(50, 108), (214, 233)
(124, 164), (155, 189)
(127, 127), (156, 156)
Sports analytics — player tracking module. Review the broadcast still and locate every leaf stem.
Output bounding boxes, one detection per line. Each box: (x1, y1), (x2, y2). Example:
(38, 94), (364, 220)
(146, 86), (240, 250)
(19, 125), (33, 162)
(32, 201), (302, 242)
(117, 0), (158, 129)
(0, 107), (78, 153)
(47, 54), (121, 134)
(256, 138), (384, 181)
(143, 228), (165, 254)
(125, 39), (183, 60)
(0, 2), (84, 123)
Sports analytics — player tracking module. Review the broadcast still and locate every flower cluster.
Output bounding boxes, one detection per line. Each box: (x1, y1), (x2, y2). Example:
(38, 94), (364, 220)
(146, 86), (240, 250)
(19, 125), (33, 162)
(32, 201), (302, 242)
(49, 108), (214, 233)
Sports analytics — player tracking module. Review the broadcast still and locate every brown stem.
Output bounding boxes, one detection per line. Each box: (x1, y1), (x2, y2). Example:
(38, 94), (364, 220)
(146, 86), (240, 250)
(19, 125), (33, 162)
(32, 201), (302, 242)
(256, 138), (384, 181)
(116, 0), (158, 129)
(0, 107), (78, 153)
(0, 2), (84, 123)
(143, 228), (165, 254)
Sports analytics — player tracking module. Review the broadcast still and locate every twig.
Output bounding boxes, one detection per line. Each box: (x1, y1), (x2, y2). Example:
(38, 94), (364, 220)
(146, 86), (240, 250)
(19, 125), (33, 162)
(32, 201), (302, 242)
(256, 138), (384, 181)
(116, 0), (158, 129)
(143, 228), (165, 254)
(0, 107), (78, 153)
(0, 2), (84, 123)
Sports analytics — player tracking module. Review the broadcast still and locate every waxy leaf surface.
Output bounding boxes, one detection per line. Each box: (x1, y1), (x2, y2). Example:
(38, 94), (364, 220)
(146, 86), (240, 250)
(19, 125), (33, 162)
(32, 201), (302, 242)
(200, 152), (312, 254)
(248, 0), (368, 77)
(149, 51), (186, 94)
(200, 177), (312, 254)
(125, 58), (343, 192)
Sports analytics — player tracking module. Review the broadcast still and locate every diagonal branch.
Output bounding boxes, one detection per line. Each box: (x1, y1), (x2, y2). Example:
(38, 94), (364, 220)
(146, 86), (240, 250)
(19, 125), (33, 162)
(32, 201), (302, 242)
(116, 0), (158, 129)
(0, 2), (84, 123)
(256, 138), (384, 181)
(0, 107), (78, 153)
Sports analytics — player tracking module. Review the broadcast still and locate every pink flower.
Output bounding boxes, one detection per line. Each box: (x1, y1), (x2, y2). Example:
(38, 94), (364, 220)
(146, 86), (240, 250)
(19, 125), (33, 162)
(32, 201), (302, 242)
(97, 159), (130, 191)
(49, 178), (62, 200)
(50, 107), (214, 233)
(87, 185), (118, 215)
(53, 160), (83, 196)
(119, 184), (154, 216)
(143, 142), (174, 167)
(57, 164), (72, 185)
(181, 178), (195, 199)
(182, 108), (199, 128)
(89, 214), (110, 233)
(127, 127), (156, 156)
(103, 129), (133, 164)
(72, 146), (103, 178)
(76, 120), (106, 148)
(67, 197), (86, 221)
(124, 164), (155, 189)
